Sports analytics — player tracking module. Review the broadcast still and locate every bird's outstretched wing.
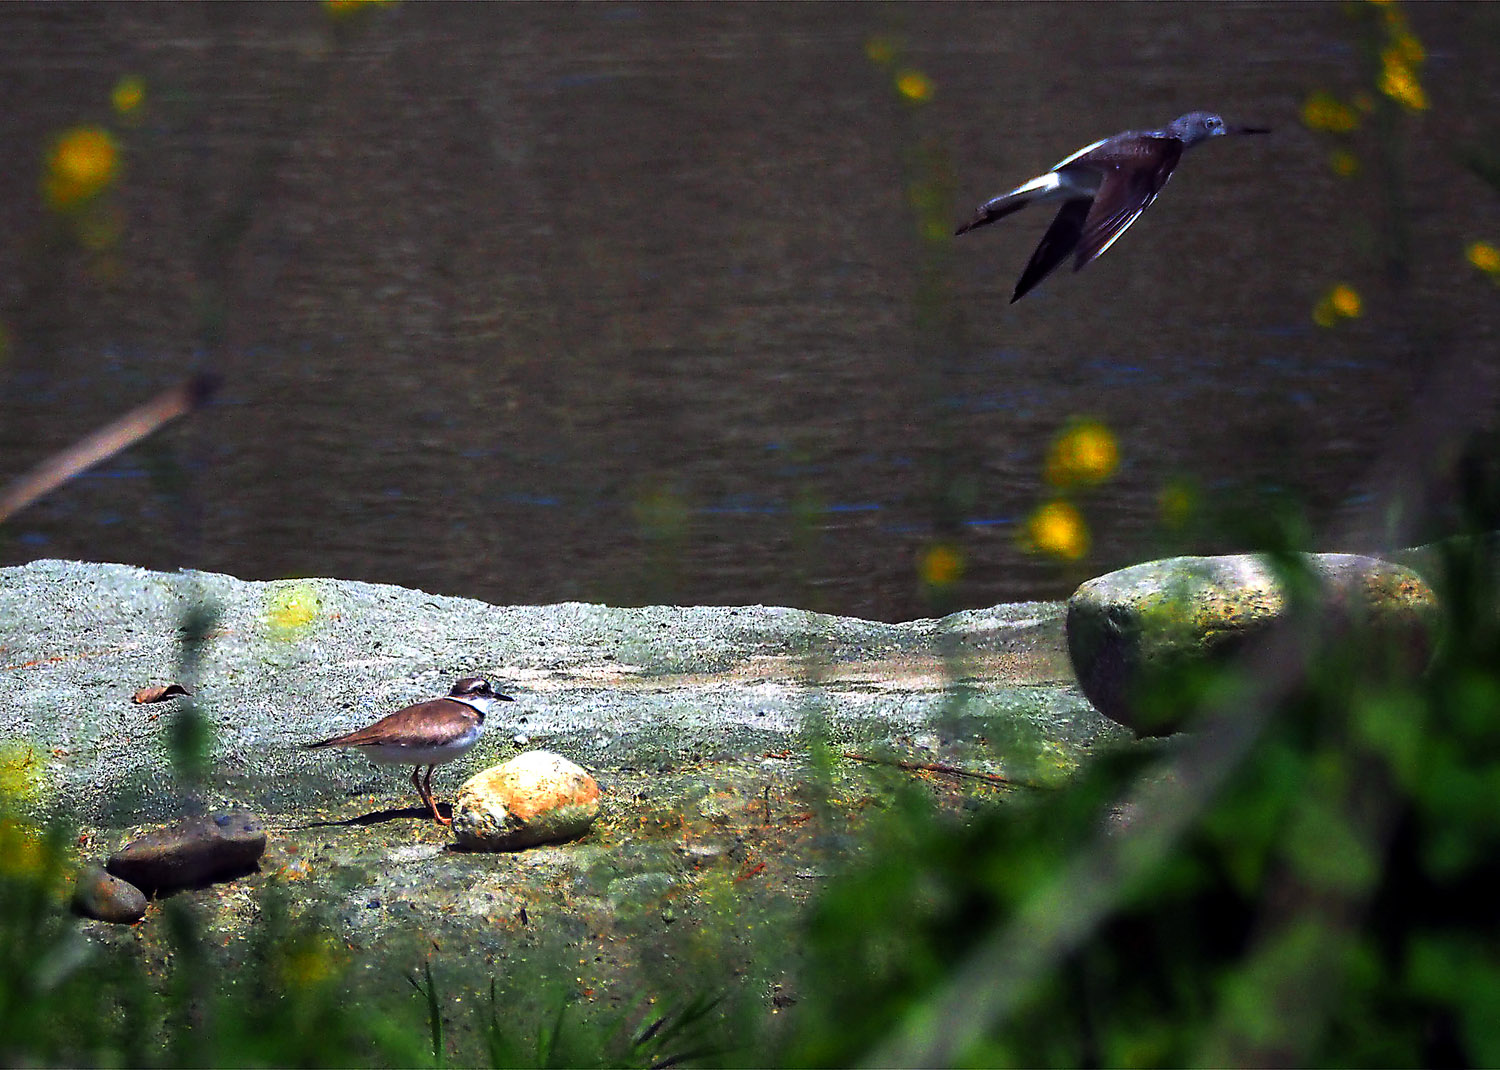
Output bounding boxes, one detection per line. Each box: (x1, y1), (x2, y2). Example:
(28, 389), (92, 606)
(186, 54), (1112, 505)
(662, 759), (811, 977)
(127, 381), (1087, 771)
(1073, 136), (1183, 267)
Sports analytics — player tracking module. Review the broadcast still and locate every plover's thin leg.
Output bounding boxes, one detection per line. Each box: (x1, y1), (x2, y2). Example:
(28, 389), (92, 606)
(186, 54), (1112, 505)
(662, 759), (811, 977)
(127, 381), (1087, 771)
(408, 766), (438, 823)
(421, 765), (449, 825)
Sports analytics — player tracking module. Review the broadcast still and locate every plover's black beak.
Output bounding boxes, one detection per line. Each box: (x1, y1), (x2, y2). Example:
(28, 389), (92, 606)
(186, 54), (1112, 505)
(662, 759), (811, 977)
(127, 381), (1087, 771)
(497, 693), (516, 702)
(1231, 124), (1271, 135)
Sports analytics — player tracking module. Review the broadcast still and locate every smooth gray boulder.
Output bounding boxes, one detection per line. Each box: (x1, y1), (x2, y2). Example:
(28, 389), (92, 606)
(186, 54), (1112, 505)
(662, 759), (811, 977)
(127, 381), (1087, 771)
(1066, 552), (1439, 735)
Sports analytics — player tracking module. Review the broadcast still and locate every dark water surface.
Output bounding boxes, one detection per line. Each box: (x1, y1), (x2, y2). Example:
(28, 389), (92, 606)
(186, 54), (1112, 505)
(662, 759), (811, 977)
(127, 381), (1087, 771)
(2, 2), (1498, 621)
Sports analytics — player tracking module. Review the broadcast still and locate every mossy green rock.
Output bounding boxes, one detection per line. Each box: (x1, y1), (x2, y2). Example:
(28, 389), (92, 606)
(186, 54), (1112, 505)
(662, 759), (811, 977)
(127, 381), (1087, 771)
(1066, 553), (1439, 735)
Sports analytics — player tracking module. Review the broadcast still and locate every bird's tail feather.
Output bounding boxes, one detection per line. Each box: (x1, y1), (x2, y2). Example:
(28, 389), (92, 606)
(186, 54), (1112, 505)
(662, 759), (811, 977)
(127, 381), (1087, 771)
(954, 197), (1028, 236)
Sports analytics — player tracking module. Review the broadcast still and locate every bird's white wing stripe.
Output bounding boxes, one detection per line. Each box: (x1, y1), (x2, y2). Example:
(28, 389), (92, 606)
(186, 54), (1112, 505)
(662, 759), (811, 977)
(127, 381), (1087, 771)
(1003, 172), (1063, 199)
(1051, 136), (1111, 170)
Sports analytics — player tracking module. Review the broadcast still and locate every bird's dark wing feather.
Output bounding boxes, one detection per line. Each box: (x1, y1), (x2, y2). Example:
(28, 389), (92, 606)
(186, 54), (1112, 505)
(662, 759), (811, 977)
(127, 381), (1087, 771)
(1012, 198), (1091, 303)
(1073, 136), (1183, 267)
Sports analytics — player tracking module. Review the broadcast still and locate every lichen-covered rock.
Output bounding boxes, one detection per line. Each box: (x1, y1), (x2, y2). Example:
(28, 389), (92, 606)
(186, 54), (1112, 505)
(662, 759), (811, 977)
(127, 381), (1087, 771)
(105, 810), (267, 894)
(1066, 553), (1439, 735)
(72, 865), (148, 923)
(451, 750), (600, 851)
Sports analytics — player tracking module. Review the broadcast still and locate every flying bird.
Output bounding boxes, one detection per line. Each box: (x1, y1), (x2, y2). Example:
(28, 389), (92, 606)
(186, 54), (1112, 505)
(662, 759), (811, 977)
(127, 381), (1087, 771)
(955, 111), (1269, 303)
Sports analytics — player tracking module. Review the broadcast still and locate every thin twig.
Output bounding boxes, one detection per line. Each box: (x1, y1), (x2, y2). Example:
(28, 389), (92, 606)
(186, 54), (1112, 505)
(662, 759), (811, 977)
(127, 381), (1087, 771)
(0, 374), (220, 525)
(843, 751), (1012, 785)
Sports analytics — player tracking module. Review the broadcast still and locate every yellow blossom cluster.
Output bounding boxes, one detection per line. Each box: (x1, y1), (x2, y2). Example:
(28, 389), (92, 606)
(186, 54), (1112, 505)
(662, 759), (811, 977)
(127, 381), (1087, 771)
(40, 74), (148, 268)
(1302, 0), (1427, 194)
(1020, 420), (1121, 564)
(1377, 4), (1428, 112)
(325, 0), (396, 15)
(864, 34), (934, 107)
(112, 75), (145, 119)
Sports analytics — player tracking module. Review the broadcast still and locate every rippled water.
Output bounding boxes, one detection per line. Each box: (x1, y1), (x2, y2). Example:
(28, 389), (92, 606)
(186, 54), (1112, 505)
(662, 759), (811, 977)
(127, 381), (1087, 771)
(2, 2), (1498, 621)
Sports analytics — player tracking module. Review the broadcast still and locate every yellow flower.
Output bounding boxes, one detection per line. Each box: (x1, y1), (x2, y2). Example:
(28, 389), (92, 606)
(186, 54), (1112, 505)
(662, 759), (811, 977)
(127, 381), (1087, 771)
(895, 69), (933, 103)
(266, 583), (322, 637)
(112, 75), (145, 117)
(1313, 283), (1362, 327)
(1379, 55), (1428, 111)
(1023, 501), (1089, 561)
(919, 542), (964, 587)
(1301, 92), (1359, 133)
(1044, 420), (1119, 489)
(1466, 241), (1500, 275)
(42, 126), (119, 210)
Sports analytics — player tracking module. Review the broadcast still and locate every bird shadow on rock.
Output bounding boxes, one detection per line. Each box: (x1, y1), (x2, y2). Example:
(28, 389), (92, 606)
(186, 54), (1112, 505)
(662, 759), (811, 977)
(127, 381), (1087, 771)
(297, 803), (448, 829)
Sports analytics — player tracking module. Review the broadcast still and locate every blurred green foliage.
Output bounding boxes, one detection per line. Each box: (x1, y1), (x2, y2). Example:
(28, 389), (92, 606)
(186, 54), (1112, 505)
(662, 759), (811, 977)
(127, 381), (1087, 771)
(776, 497), (1500, 1066)
(0, 807), (428, 1066)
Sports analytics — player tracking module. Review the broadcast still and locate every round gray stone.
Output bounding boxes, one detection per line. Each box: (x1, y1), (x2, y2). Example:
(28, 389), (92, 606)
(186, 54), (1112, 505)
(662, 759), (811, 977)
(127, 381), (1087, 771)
(72, 865), (148, 924)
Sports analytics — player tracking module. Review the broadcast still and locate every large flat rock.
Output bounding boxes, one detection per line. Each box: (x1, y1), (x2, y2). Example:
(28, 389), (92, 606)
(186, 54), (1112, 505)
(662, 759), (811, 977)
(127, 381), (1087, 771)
(0, 560), (1118, 829)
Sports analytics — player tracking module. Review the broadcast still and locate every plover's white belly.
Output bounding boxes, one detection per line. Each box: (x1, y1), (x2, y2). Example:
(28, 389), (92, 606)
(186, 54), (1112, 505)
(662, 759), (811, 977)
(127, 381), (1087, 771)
(357, 728), (481, 768)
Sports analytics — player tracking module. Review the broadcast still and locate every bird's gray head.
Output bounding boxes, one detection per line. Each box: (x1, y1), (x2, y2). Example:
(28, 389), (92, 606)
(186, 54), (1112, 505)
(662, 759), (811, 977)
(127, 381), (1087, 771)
(1170, 112), (1229, 147)
(1170, 111), (1269, 147)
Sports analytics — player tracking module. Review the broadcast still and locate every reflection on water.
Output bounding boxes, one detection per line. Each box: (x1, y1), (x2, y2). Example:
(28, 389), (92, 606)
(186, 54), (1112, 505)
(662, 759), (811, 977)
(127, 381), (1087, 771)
(1, 3), (1497, 621)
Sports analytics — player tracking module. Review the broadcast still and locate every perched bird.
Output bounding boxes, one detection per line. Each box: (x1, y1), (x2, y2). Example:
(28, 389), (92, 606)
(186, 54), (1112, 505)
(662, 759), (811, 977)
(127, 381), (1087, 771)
(955, 111), (1269, 303)
(304, 676), (514, 825)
